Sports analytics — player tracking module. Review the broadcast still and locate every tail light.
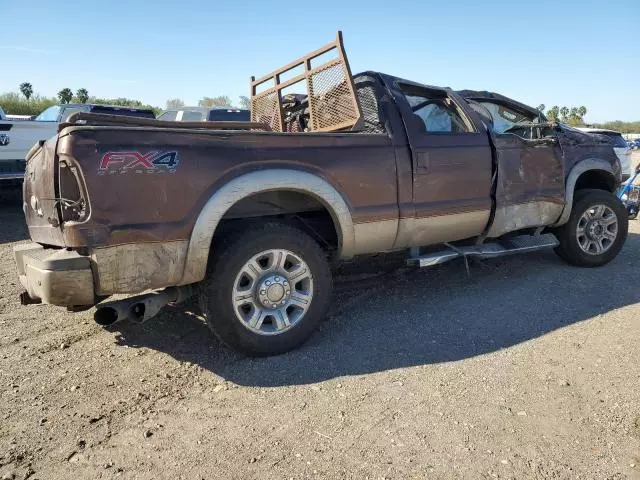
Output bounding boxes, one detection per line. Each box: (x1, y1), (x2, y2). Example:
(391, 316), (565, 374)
(58, 157), (89, 223)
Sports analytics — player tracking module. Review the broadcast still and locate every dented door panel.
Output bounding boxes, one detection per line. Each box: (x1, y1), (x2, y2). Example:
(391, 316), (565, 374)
(488, 134), (565, 237)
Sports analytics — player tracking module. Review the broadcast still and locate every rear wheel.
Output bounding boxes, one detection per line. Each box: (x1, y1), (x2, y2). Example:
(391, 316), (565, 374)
(198, 222), (332, 356)
(553, 189), (628, 267)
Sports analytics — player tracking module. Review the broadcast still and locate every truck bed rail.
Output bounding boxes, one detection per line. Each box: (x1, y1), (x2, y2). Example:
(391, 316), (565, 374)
(60, 112), (272, 132)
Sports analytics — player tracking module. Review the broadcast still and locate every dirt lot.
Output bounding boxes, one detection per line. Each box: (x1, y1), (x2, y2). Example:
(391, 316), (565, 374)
(1, 176), (639, 479)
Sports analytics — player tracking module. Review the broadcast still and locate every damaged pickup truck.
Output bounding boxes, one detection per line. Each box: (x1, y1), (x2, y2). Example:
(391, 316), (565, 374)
(14, 32), (627, 356)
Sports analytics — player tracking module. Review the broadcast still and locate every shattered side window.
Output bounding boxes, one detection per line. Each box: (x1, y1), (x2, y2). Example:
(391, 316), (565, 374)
(404, 93), (472, 134)
(467, 101), (493, 130)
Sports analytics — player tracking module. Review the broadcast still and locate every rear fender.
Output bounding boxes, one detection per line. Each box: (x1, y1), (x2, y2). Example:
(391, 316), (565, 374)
(179, 169), (355, 285)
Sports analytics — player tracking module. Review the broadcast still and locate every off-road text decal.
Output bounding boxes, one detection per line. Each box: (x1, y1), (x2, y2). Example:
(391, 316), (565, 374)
(98, 151), (179, 175)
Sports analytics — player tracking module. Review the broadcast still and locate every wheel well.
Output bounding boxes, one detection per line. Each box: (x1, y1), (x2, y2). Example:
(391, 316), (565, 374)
(574, 169), (616, 194)
(213, 190), (340, 253)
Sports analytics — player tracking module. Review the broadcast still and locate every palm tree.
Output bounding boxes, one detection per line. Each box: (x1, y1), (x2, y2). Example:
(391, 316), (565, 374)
(57, 88), (73, 104)
(19, 82), (33, 100)
(76, 88), (89, 103)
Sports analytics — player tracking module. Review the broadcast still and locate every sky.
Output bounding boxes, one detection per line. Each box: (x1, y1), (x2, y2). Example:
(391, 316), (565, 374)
(1, 0), (639, 122)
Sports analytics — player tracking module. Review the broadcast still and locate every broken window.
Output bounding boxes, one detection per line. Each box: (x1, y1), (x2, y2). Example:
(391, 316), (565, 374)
(471, 101), (554, 140)
(402, 91), (472, 134)
(478, 102), (533, 134)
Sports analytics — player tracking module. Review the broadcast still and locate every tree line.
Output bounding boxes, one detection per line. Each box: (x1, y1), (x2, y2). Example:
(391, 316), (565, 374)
(537, 104), (588, 126)
(2, 82), (638, 133)
(165, 95), (250, 109)
(1, 82), (160, 116)
(536, 103), (639, 133)
(1, 81), (251, 117)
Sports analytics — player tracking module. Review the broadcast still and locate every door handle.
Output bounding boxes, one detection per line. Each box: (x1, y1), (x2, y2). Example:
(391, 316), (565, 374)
(416, 152), (430, 173)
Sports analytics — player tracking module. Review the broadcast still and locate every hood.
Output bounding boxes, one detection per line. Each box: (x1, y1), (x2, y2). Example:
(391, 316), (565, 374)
(556, 124), (615, 147)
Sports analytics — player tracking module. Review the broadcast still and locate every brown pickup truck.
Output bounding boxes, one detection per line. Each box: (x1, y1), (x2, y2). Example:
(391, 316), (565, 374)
(14, 33), (627, 356)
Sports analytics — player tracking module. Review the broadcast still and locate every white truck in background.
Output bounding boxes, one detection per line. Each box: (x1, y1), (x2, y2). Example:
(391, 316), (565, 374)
(0, 104), (156, 182)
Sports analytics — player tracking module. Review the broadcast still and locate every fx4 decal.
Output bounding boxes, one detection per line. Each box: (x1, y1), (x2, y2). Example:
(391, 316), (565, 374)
(98, 151), (179, 175)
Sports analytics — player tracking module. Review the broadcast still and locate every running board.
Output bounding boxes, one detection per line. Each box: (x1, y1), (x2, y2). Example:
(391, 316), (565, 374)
(407, 233), (559, 268)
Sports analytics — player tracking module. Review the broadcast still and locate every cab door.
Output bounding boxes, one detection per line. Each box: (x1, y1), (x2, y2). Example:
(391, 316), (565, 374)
(383, 78), (493, 247)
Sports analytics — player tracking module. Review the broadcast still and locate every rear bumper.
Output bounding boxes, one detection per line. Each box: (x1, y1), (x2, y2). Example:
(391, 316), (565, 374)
(14, 243), (95, 306)
(14, 240), (189, 307)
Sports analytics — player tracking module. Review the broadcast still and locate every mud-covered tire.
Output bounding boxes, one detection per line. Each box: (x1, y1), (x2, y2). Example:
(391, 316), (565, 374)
(553, 189), (628, 267)
(198, 222), (332, 356)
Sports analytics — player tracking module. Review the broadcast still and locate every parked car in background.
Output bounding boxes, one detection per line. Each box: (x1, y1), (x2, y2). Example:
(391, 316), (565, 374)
(578, 128), (632, 180)
(0, 107), (14, 179)
(157, 106), (250, 122)
(0, 104), (156, 182)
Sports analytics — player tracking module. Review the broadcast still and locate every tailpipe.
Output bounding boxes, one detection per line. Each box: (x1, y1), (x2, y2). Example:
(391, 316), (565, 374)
(20, 291), (42, 306)
(93, 286), (193, 326)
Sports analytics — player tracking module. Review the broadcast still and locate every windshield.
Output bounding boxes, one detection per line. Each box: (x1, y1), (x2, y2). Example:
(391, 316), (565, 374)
(35, 105), (61, 122)
(158, 110), (178, 121)
(181, 110), (205, 121)
(479, 102), (533, 133)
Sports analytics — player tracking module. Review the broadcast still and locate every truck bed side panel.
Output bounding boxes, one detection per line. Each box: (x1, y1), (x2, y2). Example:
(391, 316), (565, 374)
(55, 128), (397, 252)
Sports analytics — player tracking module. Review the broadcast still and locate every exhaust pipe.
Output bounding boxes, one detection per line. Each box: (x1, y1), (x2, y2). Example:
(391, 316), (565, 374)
(20, 291), (42, 306)
(94, 285), (193, 326)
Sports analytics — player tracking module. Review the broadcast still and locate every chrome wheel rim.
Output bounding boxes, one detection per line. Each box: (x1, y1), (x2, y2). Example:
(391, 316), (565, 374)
(232, 249), (313, 336)
(576, 204), (618, 255)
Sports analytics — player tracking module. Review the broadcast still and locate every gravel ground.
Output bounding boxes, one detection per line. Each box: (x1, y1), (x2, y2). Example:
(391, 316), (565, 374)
(1, 178), (639, 480)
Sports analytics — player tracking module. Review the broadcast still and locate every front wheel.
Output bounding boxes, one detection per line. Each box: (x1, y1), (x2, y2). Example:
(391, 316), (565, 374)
(553, 189), (628, 267)
(198, 222), (333, 356)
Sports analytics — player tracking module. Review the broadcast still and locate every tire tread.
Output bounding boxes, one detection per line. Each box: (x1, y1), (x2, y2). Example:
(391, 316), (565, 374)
(198, 222), (332, 356)
(553, 189), (628, 267)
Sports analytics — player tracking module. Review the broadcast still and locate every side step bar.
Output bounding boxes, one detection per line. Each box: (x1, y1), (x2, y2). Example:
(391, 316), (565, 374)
(407, 233), (559, 268)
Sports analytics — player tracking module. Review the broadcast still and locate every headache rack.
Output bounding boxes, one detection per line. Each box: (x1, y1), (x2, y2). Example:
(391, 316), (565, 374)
(250, 31), (364, 133)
